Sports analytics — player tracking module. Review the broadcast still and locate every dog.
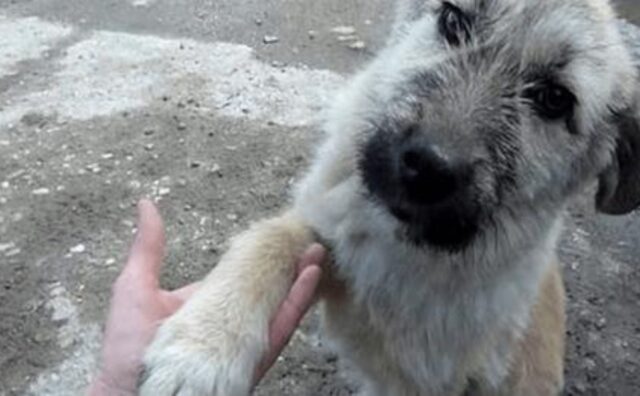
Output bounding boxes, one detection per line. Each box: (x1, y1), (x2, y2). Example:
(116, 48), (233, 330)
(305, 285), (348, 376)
(138, 1), (640, 395)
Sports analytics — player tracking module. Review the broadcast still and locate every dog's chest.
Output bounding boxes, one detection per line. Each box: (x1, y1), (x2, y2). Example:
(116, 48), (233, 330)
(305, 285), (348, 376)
(321, 233), (553, 393)
(294, 172), (560, 392)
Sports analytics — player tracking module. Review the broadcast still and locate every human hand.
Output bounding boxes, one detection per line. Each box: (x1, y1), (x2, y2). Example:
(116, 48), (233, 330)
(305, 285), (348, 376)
(88, 200), (325, 395)
(88, 200), (199, 395)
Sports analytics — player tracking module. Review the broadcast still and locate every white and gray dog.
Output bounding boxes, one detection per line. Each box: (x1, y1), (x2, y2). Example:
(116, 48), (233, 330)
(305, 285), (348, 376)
(138, 1), (640, 395)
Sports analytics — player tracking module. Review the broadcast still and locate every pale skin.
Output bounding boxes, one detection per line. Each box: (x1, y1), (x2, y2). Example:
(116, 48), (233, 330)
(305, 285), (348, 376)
(88, 200), (326, 395)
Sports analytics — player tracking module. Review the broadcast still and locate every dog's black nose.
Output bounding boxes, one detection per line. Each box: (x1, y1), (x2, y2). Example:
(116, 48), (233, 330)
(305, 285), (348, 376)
(399, 143), (458, 205)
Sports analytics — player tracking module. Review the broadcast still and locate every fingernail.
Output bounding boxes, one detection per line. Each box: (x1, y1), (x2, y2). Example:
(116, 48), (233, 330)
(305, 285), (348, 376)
(306, 243), (327, 264)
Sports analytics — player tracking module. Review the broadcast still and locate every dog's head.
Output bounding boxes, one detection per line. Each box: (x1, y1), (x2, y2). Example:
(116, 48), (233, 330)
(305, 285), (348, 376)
(318, 0), (640, 252)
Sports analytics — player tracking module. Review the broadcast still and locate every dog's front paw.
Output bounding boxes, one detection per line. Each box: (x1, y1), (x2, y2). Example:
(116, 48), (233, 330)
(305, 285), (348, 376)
(138, 315), (265, 396)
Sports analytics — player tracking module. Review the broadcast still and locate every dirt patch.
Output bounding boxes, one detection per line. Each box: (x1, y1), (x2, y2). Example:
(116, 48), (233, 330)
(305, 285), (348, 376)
(0, 98), (320, 393)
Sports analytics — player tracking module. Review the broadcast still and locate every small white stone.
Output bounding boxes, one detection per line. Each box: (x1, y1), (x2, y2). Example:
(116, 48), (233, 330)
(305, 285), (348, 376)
(336, 35), (359, 42)
(5, 248), (21, 257)
(86, 163), (100, 170)
(331, 26), (357, 35)
(132, 0), (154, 7)
(70, 244), (86, 254)
(49, 284), (64, 296)
(158, 187), (171, 196)
(263, 35), (280, 44)
(32, 188), (50, 195)
(1, 181), (9, 189)
(348, 41), (367, 50)
(0, 242), (15, 252)
(8, 170), (25, 179)
(101, 153), (114, 159)
(105, 258), (116, 266)
(227, 213), (238, 221)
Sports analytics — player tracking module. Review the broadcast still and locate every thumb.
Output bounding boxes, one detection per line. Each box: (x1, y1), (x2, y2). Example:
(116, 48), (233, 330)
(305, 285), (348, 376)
(123, 199), (166, 289)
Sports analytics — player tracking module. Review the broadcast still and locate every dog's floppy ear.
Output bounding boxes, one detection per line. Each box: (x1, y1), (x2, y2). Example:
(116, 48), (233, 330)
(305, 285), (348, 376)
(599, 21), (640, 215)
(596, 104), (640, 215)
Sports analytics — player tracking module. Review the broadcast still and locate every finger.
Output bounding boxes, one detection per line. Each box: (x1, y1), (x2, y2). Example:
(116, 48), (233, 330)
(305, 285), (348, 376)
(158, 281), (202, 313)
(273, 265), (322, 343)
(122, 199), (166, 289)
(170, 281), (202, 303)
(254, 264), (323, 384)
(270, 245), (326, 349)
(295, 243), (327, 276)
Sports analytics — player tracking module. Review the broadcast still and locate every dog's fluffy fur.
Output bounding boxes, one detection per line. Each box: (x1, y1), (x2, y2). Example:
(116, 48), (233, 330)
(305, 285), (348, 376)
(139, 1), (640, 395)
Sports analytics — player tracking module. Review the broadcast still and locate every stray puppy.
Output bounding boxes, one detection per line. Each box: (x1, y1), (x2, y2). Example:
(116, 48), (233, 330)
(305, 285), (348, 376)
(139, 1), (640, 395)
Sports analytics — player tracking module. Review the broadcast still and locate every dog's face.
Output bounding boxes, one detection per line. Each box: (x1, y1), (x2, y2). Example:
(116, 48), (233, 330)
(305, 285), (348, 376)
(324, 0), (640, 251)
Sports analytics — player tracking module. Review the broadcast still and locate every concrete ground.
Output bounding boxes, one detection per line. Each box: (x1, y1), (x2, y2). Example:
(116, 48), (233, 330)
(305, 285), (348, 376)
(0, 1), (639, 395)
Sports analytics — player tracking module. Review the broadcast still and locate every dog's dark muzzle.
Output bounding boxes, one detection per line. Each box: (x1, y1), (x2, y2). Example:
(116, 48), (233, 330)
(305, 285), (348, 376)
(360, 129), (482, 251)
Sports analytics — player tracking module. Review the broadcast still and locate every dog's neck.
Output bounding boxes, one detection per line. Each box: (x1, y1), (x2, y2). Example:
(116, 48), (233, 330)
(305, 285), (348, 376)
(296, 170), (565, 290)
(336, 208), (561, 296)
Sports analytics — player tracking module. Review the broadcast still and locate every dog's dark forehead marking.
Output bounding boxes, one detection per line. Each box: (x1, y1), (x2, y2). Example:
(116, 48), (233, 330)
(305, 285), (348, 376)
(439, 1), (611, 101)
(389, 0), (619, 131)
(447, 0), (600, 57)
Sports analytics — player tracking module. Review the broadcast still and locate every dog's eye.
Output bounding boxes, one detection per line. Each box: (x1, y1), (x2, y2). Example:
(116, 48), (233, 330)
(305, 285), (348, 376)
(526, 82), (576, 120)
(439, 2), (472, 46)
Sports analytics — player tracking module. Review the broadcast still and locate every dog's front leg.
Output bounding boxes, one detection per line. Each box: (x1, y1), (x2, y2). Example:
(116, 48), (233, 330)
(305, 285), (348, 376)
(138, 211), (315, 396)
